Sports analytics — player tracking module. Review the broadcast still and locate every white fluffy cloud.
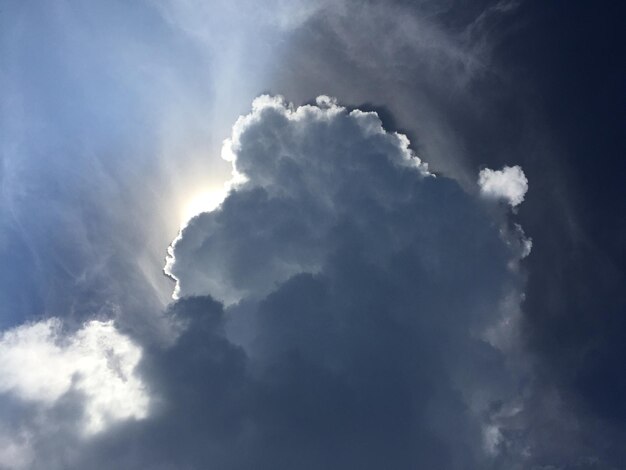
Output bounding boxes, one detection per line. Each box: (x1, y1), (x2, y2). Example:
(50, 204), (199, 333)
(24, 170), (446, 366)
(478, 165), (528, 207)
(0, 319), (149, 435)
(165, 95), (431, 305)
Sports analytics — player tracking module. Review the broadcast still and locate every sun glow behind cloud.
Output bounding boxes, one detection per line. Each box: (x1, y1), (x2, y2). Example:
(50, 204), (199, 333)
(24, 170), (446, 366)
(180, 188), (229, 226)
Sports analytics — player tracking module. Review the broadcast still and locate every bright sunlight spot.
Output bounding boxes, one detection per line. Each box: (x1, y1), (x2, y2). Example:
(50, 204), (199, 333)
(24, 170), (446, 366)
(181, 188), (228, 225)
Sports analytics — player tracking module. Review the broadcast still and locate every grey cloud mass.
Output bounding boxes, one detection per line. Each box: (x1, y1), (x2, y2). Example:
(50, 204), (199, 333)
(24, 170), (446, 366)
(2, 95), (533, 469)
(71, 96), (530, 469)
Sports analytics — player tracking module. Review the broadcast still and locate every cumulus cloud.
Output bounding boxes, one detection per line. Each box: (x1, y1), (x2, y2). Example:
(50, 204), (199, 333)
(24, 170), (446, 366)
(150, 96), (531, 469)
(0, 318), (149, 435)
(165, 94), (432, 304)
(478, 165), (528, 207)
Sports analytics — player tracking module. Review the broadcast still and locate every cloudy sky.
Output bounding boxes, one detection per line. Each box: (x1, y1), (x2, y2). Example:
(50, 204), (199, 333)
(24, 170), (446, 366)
(0, 1), (624, 469)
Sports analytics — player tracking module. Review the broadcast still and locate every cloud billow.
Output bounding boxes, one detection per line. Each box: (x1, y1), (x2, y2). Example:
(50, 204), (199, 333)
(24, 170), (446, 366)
(146, 95), (530, 469)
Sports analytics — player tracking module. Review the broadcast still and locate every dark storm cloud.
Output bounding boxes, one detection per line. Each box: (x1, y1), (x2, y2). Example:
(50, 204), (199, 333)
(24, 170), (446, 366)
(76, 95), (529, 470)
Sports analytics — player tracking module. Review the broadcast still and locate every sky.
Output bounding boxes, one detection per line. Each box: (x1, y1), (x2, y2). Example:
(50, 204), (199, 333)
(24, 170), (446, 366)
(0, 1), (624, 469)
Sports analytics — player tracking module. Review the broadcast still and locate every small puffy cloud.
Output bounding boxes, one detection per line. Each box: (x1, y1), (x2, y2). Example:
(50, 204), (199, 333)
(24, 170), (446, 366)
(0, 318), (149, 435)
(478, 165), (528, 207)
